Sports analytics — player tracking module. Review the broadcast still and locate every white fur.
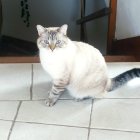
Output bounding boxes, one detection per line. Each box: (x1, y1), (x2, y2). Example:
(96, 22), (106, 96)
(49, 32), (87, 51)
(38, 38), (110, 99)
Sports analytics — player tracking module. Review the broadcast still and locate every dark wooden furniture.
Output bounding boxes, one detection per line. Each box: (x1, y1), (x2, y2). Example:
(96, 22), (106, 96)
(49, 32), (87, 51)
(77, 0), (111, 43)
(107, 0), (140, 56)
(107, 0), (117, 54)
(78, 0), (140, 58)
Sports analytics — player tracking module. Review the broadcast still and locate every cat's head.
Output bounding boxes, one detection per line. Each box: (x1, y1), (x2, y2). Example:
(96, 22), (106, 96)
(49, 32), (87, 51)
(36, 24), (68, 51)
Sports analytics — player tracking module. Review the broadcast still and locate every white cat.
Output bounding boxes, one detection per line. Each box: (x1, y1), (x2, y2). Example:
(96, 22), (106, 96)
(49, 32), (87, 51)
(36, 24), (140, 106)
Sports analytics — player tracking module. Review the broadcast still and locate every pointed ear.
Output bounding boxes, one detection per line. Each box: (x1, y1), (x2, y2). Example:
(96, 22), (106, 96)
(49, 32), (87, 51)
(58, 24), (68, 35)
(36, 25), (45, 36)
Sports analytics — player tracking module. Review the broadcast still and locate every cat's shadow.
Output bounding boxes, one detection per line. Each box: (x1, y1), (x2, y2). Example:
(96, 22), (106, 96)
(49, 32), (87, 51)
(33, 78), (140, 101)
(33, 81), (73, 100)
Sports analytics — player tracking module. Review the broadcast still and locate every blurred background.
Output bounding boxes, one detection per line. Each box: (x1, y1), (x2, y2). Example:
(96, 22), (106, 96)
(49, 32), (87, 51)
(0, 0), (108, 56)
(0, 0), (140, 57)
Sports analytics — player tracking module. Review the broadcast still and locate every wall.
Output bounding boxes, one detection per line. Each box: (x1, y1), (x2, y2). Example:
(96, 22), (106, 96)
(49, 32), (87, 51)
(105, 0), (140, 40)
(116, 0), (140, 40)
(1, 0), (108, 54)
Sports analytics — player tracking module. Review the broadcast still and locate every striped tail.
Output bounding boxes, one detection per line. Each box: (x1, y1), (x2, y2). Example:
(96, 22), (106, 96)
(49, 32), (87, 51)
(108, 68), (140, 92)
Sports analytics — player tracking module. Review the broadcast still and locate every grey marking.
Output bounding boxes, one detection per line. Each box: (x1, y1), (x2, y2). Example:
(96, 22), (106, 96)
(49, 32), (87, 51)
(109, 68), (140, 91)
(49, 31), (57, 40)
(52, 92), (60, 96)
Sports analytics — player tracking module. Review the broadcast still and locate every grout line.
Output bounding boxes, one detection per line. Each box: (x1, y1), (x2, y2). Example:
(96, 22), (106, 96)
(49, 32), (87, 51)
(14, 120), (88, 129)
(91, 127), (140, 134)
(0, 100), (32, 102)
(95, 98), (140, 100)
(59, 98), (75, 101)
(0, 119), (13, 122)
(0, 99), (77, 102)
(2, 97), (140, 102)
(30, 64), (34, 100)
(7, 101), (22, 140)
(1, 98), (140, 102)
(3, 119), (140, 135)
(87, 99), (94, 140)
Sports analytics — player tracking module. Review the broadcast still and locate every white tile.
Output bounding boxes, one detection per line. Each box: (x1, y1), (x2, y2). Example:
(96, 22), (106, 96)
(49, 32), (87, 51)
(107, 62), (140, 77)
(32, 64), (73, 100)
(0, 64), (31, 100)
(91, 99), (140, 132)
(32, 64), (52, 100)
(0, 101), (19, 120)
(0, 120), (12, 140)
(89, 129), (140, 140)
(16, 100), (92, 127)
(10, 122), (88, 140)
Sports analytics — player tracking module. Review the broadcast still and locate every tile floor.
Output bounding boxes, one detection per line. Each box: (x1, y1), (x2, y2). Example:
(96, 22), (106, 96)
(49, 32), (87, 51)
(0, 63), (140, 140)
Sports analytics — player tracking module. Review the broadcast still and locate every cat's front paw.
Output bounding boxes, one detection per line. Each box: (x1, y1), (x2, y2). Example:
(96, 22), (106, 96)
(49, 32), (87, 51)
(45, 98), (57, 107)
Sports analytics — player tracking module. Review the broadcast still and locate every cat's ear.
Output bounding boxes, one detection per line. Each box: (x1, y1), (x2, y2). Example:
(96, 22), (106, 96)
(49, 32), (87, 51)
(58, 24), (68, 35)
(36, 25), (45, 36)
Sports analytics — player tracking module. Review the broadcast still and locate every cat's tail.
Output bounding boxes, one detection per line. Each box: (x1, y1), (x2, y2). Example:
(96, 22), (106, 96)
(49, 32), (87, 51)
(107, 68), (140, 92)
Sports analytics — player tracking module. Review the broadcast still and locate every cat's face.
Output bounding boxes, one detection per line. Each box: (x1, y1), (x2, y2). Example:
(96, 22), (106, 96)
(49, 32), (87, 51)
(36, 24), (68, 51)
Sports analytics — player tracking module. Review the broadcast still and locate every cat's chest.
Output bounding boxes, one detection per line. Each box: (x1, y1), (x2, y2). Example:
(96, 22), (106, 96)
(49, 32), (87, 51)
(39, 49), (68, 77)
(40, 49), (66, 64)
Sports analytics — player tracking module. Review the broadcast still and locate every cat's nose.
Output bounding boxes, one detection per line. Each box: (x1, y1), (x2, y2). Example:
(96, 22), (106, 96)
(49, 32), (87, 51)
(49, 45), (55, 51)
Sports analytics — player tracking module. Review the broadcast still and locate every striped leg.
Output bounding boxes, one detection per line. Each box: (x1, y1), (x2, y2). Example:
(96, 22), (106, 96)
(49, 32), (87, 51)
(45, 79), (68, 107)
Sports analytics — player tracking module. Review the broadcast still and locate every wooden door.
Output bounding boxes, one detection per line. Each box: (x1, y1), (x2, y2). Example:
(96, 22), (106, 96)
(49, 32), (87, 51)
(107, 0), (140, 57)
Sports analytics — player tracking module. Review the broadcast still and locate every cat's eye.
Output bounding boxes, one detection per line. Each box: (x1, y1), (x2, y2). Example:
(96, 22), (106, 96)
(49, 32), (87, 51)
(43, 40), (49, 44)
(56, 40), (61, 44)
(40, 40), (49, 45)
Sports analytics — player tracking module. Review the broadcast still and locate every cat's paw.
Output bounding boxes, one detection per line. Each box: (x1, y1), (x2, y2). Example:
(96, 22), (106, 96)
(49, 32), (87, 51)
(45, 98), (57, 107)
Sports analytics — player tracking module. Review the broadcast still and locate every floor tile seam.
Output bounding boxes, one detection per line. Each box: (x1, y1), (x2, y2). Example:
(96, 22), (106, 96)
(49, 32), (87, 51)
(95, 98), (140, 100)
(1, 97), (140, 102)
(14, 120), (89, 129)
(0, 99), (72, 102)
(87, 99), (94, 140)
(1, 98), (140, 102)
(91, 127), (140, 134)
(32, 98), (75, 101)
(0, 100), (32, 102)
(7, 101), (22, 140)
(0, 98), (89, 102)
(30, 64), (33, 100)
(0, 119), (13, 122)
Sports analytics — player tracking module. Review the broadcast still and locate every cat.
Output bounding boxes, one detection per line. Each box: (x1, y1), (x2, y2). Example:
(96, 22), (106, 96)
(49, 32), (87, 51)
(36, 24), (140, 107)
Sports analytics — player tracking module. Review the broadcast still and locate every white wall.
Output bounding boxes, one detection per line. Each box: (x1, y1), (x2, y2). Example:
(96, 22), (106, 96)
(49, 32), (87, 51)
(105, 0), (140, 40)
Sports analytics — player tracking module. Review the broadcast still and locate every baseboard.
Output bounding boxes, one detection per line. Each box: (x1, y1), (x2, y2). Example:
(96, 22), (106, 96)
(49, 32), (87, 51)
(0, 55), (140, 63)
(111, 36), (140, 55)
